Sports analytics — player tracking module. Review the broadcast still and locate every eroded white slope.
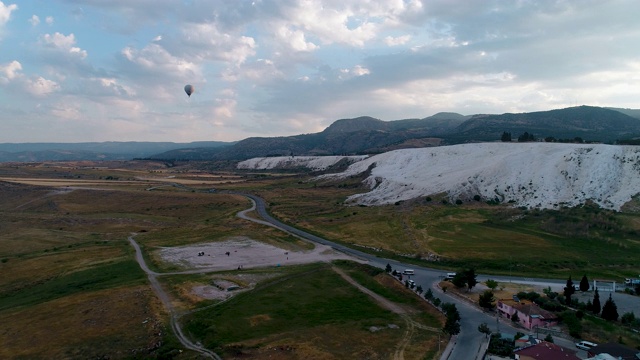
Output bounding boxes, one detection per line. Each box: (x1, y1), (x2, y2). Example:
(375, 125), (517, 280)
(317, 143), (640, 210)
(237, 155), (368, 171)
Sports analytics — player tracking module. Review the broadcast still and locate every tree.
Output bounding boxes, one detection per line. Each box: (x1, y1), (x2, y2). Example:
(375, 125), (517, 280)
(518, 131), (535, 142)
(621, 312), (636, 326)
(592, 288), (601, 315)
(416, 285), (423, 295)
(486, 279), (499, 291)
(424, 288), (434, 300)
(478, 322), (492, 338)
(442, 303), (461, 336)
(404, 280), (410, 288)
(501, 131), (512, 142)
(580, 274), (590, 292)
(544, 334), (554, 343)
(451, 272), (467, 288)
(479, 290), (496, 310)
(511, 312), (519, 323)
(385, 263), (392, 273)
(564, 276), (575, 304)
(601, 294), (619, 321)
(464, 268), (478, 292)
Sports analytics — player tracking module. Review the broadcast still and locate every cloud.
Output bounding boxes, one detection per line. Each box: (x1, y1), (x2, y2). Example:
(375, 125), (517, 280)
(45, 16), (53, 25)
(384, 35), (410, 46)
(29, 14), (39, 26)
(0, 60), (21, 83)
(0, 1), (17, 26)
(26, 76), (59, 96)
(41, 32), (88, 59)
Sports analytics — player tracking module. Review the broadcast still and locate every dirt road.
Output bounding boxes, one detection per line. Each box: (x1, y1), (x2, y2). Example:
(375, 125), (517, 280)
(128, 235), (221, 359)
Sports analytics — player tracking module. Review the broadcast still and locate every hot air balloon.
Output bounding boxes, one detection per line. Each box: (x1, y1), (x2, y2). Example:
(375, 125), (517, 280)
(184, 84), (194, 97)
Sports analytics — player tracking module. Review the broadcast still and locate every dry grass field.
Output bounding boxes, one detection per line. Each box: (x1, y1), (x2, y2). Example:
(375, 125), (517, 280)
(0, 161), (448, 359)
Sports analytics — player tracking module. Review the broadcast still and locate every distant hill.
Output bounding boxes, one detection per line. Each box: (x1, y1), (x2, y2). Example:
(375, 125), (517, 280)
(3, 106), (640, 162)
(0, 141), (232, 162)
(451, 106), (640, 142)
(315, 142), (640, 211)
(169, 106), (640, 161)
(182, 112), (469, 161)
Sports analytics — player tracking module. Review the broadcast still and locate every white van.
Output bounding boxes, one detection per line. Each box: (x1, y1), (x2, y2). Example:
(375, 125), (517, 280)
(446, 272), (456, 280)
(575, 341), (597, 350)
(403, 269), (415, 275)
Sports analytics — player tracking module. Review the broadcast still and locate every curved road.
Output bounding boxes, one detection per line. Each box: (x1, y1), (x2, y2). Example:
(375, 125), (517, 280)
(233, 192), (528, 359)
(132, 190), (585, 359)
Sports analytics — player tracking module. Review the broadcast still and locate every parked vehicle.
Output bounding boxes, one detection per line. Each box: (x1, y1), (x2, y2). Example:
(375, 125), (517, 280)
(575, 341), (597, 350)
(625, 277), (640, 286)
(446, 272), (456, 280)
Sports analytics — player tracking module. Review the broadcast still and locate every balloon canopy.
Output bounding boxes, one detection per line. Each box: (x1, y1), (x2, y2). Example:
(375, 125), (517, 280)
(184, 84), (194, 97)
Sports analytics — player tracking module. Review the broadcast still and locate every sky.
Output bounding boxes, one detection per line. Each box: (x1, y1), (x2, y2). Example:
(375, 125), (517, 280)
(0, 1), (639, 143)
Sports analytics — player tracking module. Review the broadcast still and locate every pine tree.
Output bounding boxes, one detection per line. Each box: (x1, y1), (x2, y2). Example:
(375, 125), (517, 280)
(580, 274), (589, 292)
(601, 294), (619, 321)
(465, 268), (478, 292)
(564, 276), (575, 304)
(592, 288), (601, 315)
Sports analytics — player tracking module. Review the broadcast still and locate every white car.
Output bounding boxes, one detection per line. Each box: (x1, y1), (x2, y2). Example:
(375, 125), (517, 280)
(575, 340), (597, 350)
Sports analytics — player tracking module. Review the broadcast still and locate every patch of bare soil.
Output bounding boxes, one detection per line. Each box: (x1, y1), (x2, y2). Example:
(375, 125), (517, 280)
(158, 236), (355, 271)
(158, 236), (358, 300)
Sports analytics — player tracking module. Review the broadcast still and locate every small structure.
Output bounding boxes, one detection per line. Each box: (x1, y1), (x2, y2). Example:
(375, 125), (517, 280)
(498, 298), (558, 330)
(513, 341), (579, 360)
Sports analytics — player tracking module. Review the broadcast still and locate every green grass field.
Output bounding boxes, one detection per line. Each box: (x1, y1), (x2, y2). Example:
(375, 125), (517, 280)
(183, 262), (442, 358)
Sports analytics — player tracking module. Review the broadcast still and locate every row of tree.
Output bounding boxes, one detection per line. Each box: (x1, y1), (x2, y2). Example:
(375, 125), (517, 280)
(501, 131), (591, 143)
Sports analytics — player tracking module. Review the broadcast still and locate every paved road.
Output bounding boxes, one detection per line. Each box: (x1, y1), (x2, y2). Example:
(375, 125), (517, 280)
(234, 193), (529, 359)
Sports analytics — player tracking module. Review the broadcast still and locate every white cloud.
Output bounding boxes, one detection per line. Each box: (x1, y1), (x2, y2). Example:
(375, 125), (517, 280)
(41, 32), (88, 59)
(0, 60), (21, 83)
(0, 1), (17, 26)
(45, 16), (53, 25)
(29, 15), (39, 26)
(384, 35), (410, 46)
(26, 76), (59, 96)
(180, 23), (256, 64)
(275, 25), (317, 52)
(121, 43), (197, 76)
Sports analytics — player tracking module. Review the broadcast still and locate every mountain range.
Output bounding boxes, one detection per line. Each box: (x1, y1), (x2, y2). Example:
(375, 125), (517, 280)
(1, 106), (639, 162)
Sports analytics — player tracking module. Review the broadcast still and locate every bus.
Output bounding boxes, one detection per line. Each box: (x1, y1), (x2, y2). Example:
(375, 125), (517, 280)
(403, 269), (415, 275)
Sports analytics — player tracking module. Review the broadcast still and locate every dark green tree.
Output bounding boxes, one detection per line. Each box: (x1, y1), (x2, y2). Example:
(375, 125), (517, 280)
(442, 303), (461, 336)
(385, 263), (392, 273)
(424, 288), (434, 300)
(486, 279), (499, 291)
(518, 131), (535, 142)
(564, 276), (575, 304)
(621, 312), (636, 326)
(544, 334), (554, 343)
(478, 322), (492, 338)
(501, 132), (512, 142)
(580, 275), (589, 292)
(479, 290), (496, 310)
(416, 285), (423, 295)
(451, 272), (467, 288)
(592, 288), (601, 315)
(511, 312), (519, 323)
(464, 268), (478, 292)
(601, 294), (619, 321)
